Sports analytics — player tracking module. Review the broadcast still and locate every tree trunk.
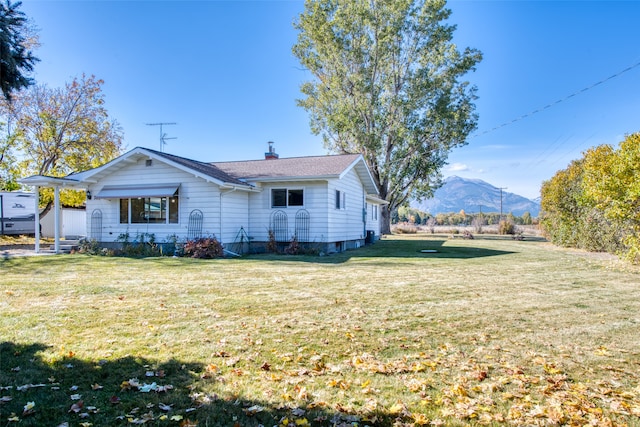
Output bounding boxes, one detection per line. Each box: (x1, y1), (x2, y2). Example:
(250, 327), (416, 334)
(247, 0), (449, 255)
(380, 204), (392, 235)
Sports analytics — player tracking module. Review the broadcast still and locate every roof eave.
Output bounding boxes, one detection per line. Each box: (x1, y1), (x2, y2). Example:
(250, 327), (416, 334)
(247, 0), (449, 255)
(18, 175), (85, 188)
(243, 175), (337, 184)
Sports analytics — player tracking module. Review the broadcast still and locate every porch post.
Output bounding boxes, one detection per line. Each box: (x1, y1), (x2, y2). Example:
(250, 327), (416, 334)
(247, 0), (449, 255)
(54, 185), (61, 253)
(34, 186), (40, 253)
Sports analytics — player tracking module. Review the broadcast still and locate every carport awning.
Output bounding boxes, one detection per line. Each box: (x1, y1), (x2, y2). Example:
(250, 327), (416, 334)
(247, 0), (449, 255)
(95, 184), (180, 199)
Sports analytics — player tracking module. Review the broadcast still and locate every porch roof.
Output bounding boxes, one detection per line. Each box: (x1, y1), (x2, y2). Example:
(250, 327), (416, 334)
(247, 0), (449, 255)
(18, 175), (85, 188)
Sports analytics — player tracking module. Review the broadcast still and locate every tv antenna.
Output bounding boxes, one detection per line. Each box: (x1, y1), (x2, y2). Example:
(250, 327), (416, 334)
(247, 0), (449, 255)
(146, 122), (177, 152)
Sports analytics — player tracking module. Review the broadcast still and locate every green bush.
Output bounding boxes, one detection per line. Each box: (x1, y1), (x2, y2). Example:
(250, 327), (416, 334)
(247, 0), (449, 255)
(498, 220), (515, 235)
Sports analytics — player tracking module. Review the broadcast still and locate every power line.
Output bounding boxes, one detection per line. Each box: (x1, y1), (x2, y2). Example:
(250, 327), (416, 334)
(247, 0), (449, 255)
(472, 59), (640, 139)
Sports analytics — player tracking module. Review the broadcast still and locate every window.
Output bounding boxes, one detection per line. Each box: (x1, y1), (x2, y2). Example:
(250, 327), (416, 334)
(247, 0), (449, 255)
(119, 195), (179, 224)
(335, 190), (346, 210)
(372, 204), (378, 220)
(271, 188), (304, 208)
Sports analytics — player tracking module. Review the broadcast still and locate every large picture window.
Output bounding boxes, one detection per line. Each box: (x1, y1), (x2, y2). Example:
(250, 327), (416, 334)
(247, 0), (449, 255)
(271, 188), (304, 208)
(119, 196), (179, 224)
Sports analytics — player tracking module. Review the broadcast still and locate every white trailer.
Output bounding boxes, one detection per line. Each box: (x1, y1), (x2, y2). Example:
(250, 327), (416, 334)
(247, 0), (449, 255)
(0, 191), (37, 235)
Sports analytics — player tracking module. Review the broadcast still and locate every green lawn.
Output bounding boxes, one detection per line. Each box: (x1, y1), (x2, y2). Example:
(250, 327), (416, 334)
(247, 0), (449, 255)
(1, 235), (639, 426)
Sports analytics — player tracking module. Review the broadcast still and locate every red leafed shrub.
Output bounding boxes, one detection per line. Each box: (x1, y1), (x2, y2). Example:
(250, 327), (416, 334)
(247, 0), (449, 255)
(183, 236), (224, 259)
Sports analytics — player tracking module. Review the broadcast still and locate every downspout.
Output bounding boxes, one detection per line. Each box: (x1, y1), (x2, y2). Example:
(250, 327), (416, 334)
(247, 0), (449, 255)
(362, 190), (366, 240)
(34, 187), (40, 253)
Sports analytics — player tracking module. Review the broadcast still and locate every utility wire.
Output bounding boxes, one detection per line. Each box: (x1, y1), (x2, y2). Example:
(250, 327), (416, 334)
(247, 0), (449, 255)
(472, 59), (640, 139)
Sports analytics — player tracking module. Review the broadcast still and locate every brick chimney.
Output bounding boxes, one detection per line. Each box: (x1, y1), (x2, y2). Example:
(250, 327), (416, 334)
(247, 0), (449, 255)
(265, 141), (279, 159)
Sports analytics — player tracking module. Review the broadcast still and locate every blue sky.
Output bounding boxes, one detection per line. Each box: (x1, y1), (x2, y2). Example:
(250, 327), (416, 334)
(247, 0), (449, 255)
(21, 0), (640, 200)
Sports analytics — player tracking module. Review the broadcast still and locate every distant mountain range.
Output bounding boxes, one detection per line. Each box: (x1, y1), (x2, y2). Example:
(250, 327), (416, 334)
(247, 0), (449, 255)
(410, 176), (541, 217)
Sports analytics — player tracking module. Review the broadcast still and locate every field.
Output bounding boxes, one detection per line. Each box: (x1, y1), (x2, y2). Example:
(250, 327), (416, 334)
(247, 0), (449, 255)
(1, 234), (640, 426)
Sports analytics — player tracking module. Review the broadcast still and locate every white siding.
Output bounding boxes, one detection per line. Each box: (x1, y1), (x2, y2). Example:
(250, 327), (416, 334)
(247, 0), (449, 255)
(327, 168), (367, 243)
(365, 201), (383, 238)
(246, 181), (329, 243)
(84, 157), (248, 245)
(220, 190), (249, 245)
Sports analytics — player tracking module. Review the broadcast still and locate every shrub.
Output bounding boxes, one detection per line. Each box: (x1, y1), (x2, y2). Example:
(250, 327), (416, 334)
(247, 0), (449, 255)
(114, 232), (160, 257)
(78, 238), (101, 255)
(284, 235), (300, 255)
(266, 230), (279, 253)
(472, 215), (485, 233)
(499, 220), (515, 235)
(183, 236), (224, 259)
(393, 222), (418, 234)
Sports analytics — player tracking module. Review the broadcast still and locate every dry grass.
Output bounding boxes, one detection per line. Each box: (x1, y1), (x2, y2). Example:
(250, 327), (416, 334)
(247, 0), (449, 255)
(1, 234), (639, 426)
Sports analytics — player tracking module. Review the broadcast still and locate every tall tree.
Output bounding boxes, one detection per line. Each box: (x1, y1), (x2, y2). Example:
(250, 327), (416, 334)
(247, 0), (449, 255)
(0, 0), (39, 100)
(0, 120), (20, 190)
(293, 0), (482, 233)
(9, 74), (123, 206)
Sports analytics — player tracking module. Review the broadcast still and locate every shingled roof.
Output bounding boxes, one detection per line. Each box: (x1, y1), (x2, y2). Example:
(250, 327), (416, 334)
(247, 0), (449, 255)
(212, 154), (362, 180)
(22, 148), (378, 196)
(150, 149), (248, 186)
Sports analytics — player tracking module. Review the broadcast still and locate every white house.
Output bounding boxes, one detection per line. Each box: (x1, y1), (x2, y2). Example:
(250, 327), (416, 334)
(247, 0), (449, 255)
(20, 146), (387, 254)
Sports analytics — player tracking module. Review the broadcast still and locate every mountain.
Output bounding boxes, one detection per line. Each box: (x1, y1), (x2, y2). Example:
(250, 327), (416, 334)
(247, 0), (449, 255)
(410, 176), (541, 217)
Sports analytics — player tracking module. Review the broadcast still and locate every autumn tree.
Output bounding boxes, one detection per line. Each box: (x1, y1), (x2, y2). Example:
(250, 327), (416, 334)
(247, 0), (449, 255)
(293, 0), (482, 234)
(0, 103), (20, 189)
(6, 75), (123, 206)
(0, 0), (38, 100)
(581, 134), (640, 262)
(540, 133), (640, 261)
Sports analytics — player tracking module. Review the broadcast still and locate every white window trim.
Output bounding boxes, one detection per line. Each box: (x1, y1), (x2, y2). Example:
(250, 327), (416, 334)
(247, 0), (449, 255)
(119, 195), (179, 225)
(271, 187), (305, 208)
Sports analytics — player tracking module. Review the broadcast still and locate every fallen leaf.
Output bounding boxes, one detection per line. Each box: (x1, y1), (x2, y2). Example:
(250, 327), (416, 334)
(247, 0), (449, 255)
(243, 405), (264, 416)
(23, 401), (35, 414)
(69, 400), (84, 413)
(388, 402), (405, 415)
(158, 403), (173, 411)
(291, 408), (306, 416)
(139, 382), (157, 393)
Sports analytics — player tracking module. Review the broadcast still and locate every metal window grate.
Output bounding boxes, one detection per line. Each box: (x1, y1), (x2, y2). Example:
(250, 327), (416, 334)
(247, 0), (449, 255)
(270, 210), (288, 242)
(187, 209), (203, 240)
(295, 209), (310, 242)
(90, 209), (102, 241)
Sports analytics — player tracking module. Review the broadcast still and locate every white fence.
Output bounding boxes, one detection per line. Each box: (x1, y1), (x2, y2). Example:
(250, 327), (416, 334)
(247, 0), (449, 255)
(40, 208), (87, 238)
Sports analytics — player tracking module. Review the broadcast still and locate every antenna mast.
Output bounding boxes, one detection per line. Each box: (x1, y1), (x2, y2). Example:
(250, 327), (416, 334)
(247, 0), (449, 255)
(146, 122), (177, 152)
